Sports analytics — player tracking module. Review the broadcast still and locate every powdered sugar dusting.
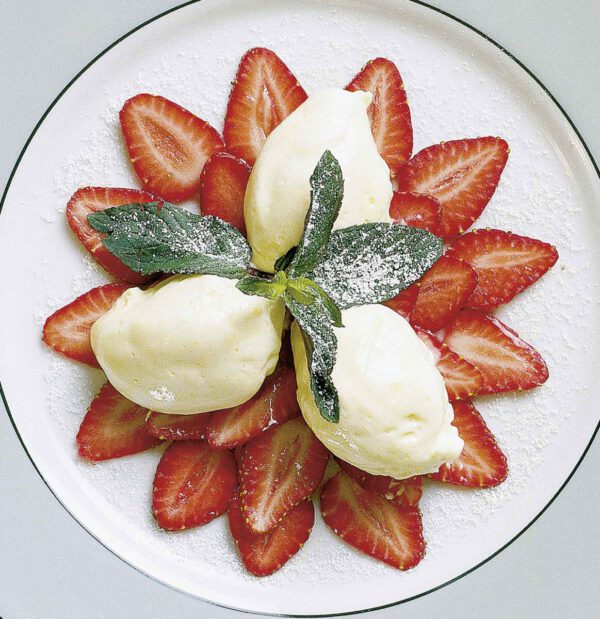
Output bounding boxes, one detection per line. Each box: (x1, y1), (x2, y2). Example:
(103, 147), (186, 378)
(6, 0), (599, 612)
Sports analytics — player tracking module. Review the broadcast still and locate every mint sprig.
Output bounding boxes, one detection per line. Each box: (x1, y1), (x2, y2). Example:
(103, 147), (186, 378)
(89, 151), (443, 425)
(286, 294), (339, 422)
(309, 223), (443, 309)
(288, 150), (344, 276)
(88, 202), (251, 278)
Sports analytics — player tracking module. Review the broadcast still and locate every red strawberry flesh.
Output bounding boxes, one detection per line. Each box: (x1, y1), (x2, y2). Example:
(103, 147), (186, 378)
(224, 48), (307, 166)
(146, 411), (209, 441)
(447, 228), (558, 310)
(43, 283), (129, 367)
(397, 137), (509, 238)
(228, 491), (314, 577)
(390, 191), (441, 234)
(382, 284), (419, 320)
(415, 327), (483, 401)
(320, 472), (425, 570)
(240, 417), (329, 533)
(66, 187), (155, 284)
(152, 440), (237, 530)
(430, 400), (508, 488)
(77, 382), (161, 461)
(120, 93), (224, 202)
(444, 309), (548, 394)
(410, 255), (477, 332)
(346, 57), (413, 173)
(336, 459), (422, 507)
(200, 151), (250, 235)
(206, 365), (299, 450)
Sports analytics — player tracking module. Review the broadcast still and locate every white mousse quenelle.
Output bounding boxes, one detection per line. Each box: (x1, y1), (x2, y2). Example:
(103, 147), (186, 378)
(244, 88), (393, 273)
(91, 275), (285, 414)
(291, 304), (463, 480)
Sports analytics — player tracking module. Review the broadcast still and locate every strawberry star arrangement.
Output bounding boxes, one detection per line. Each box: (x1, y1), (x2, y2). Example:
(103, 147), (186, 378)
(43, 48), (558, 576)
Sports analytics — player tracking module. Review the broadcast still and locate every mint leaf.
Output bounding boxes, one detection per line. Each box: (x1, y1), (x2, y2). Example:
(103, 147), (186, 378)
(309, 223), (443, 309)
(274, 246), (297, 272)
(88, 202), (251, 278)
(288, 150), (344, 276)
(286, 294), (340, 423)
(287, 277), (343, 327)
(236, 272), (287, 300)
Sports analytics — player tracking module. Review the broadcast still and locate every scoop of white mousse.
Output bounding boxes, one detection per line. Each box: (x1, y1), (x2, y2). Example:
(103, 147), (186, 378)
(91, 274), (285, 414)
(244, 88), (393, 273)
(291, 304), (463, 479)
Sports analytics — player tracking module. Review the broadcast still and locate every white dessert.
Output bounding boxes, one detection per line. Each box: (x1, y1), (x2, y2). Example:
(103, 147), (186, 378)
(91, 275), (285, 414)
(244, 88), (393, 273)
(291, 304), (463, 479)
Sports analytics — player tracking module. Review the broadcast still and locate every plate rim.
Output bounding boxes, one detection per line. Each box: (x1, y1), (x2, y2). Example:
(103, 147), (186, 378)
(1, 0), (599, 616)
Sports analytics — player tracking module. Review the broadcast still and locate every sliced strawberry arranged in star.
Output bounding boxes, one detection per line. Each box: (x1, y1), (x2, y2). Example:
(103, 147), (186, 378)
(66, 187), (155, 284)
(415, 327), (484, 401)
(447, 228), (559, 310)
(77, 382), (161, 461)
(346, 57), (413, 173)
(410, 255), (478, 332)
(397, 137), (509, 238)
(444, 309), (549, 394)
(430, 400), (508, 488)
(240, 417), (329, 533)
(146, 411), (209, 441)
(152, 440), (237, 531)
(199, 151), (250, 235)
(228, 491), (314, 577)
(320, 472), (425, 570)
(120, 93), (224, 202)
(43, 283), (129, 367)
(224, 48), (307, 166)
(382, 284), (419, 320)
(206, 365), (299, 450)
(390, 191), (441, 234)
(336, 459), (422, 507)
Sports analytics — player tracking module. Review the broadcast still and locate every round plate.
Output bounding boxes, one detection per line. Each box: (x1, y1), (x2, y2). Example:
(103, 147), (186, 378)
(1, 0), (599, 615)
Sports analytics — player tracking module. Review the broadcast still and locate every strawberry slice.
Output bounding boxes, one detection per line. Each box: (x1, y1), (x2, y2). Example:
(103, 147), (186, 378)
(152, 440), (237, 530)
(120, 93), (224, 202)
(336, 459), (422, 507)
(43, 283), (129, 367)
(382, 284), (419, 320)
(444, 310), (549, 394)
(77, 382), (161, 461)
(224, 48), (308, 165)
(228, 491), (314, 577)
(430, 400), (508, 488)
(410, 255), (477, 332)
(206, 365), (299, 450)
(240, 417), (329, 533)
(321, 472), (425, 570)
(66, 187), (155, 284)
(397, 137), (509, 238)
(390, 191), (441, 234)
(447, 228), (559, 310)
(233, 445), (246, 471)
(345, 58), (413, 173)
(199, 151), (250, 235)
(415, 328), (483, 401)
(146, 412), (209, 441)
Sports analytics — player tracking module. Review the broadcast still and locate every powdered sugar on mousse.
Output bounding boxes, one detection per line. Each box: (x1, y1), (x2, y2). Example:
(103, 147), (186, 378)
(31, 6), (598, 590)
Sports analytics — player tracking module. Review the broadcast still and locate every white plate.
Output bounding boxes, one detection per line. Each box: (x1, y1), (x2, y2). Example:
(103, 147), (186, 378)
(1, 0), (599, 615)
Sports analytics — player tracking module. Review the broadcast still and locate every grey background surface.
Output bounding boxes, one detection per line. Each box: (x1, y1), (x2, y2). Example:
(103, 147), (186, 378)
(1, 1), (598, 617)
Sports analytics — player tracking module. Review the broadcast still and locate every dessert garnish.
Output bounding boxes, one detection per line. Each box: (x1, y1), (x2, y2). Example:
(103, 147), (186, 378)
(88, 150), (442, 422)
(41, 48), (559, 577)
